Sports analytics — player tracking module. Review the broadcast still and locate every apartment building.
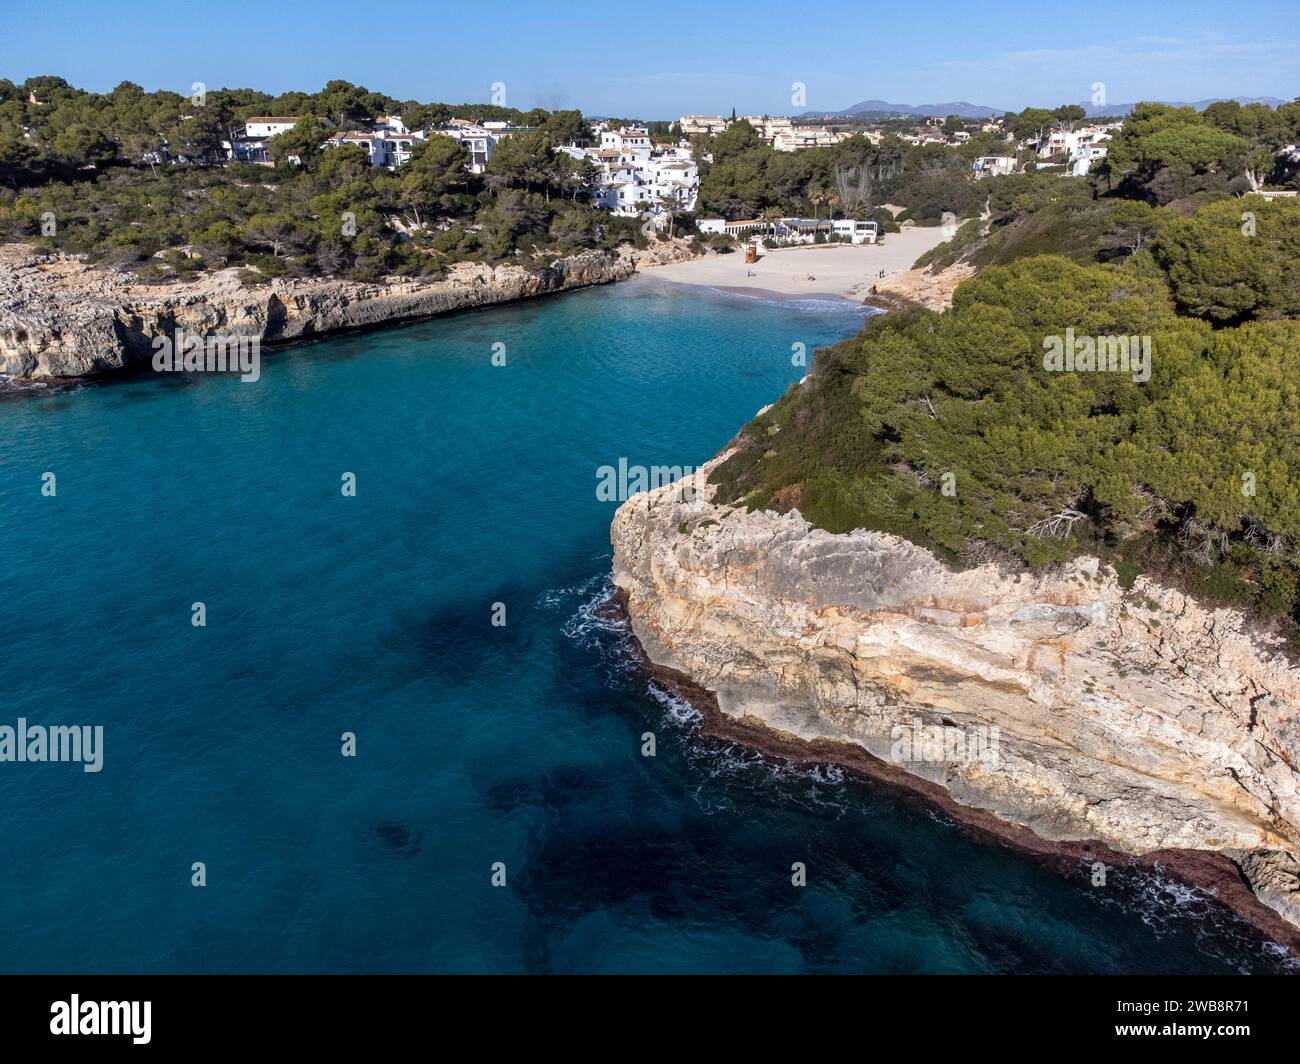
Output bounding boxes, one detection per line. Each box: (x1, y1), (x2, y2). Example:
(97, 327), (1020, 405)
(323, 127), (427, 168)
(559, 127), (699, 217)
(676, 114), (728, 135)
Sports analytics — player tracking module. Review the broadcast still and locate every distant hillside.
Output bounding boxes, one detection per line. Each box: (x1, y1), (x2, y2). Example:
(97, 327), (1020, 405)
(801, 99), (1003, 119)
(800, 95), (1291, 122)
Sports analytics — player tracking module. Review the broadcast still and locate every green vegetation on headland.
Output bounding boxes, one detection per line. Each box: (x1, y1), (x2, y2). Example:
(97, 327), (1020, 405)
(711, 103), (1300, 646)
(695, 117), (989, 230)
(920, 100), (1300, 273)
(0, 77), (651, 282)
(0, 77), (1070, 282)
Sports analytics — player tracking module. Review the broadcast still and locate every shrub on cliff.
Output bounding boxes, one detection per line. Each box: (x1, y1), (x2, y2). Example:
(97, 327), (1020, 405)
(710, 254), (1300, 638)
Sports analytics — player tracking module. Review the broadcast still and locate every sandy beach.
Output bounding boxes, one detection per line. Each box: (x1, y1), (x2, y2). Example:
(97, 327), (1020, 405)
(643, 224), (954, 301)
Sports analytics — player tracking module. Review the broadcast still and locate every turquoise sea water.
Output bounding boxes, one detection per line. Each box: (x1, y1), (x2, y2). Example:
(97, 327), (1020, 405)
(0, 278), (1294, 974)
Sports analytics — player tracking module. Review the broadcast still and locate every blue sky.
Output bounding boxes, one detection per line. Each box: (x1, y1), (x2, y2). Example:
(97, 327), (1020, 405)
(2, 0), (1297, 116)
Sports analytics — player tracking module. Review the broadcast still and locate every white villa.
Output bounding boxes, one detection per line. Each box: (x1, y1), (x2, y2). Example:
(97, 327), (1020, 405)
(1070, 139), (1110, 176)
(218, 110), (708, 220)
(1032, 123), (1119, 175)
(698, 216), (879, 244)
(428, 119), (532, 173)
(559, 126), (699, 217)
(324, 126), (427, 168)
(601, 126), (651, 154)
(244, 117), (303, 139)
(972, 155), (1018, 177)
(224, 116), (333, 164)
(224, 115), (424, 168)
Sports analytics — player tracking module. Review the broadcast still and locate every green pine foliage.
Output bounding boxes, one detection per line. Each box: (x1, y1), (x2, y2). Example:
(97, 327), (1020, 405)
(711, 245), (1300, 644)
(0, 77), (654, 282)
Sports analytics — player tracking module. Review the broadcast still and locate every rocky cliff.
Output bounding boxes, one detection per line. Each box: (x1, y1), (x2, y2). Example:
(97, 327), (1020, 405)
(611, 448), (1300, 942)
(0, 241), (690, 380)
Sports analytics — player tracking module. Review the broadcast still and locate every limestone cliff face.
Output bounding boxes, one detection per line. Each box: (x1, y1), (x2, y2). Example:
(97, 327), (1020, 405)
(611, 451), (1300, 932)
(0, 242), (689, 380)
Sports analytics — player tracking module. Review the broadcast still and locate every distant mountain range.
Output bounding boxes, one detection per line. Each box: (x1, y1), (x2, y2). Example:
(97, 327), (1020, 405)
(801, 100), (1003, 119)
(800, 95), (1291, 121)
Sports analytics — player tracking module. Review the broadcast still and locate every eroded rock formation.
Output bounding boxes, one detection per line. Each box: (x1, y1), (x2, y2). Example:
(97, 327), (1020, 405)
(0, 241), (691, 380)
(611, 451), (1300, 935)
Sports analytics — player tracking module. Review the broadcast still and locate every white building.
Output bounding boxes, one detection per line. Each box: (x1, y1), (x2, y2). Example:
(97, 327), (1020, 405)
(1036, 126), (1112, 159)
(697, 218), (769, 238)
(1024, 124), (1114, 176)
(1069, 141), (1109, 176)
(771, 125), (845, 152)
(741, 115), (795, 140)
(677, 113), (847, 152)
(775, 217), (878, 243)
(900, 131), (947, 147)
(831, 219), (879, 243)
(677, 115), (728, 135)
(429, 123), (495, 172)
(697, 217), (878, 244)
(428, 120), (532, 173)
(560, 128), (698, 217)
(601, 126), (652, 154)
(244, 117), (303, 139)
(972, 155), (1017, 177)
(225, 117), (332, 165)
(323, 127), (427, 168)
(223, 136), (272, 164)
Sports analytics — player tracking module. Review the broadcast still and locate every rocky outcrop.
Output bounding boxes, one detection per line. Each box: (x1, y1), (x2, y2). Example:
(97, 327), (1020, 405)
(863, 259), (974, 312)
(0, 241), (692, 380)
(611, 449), (1300, 939)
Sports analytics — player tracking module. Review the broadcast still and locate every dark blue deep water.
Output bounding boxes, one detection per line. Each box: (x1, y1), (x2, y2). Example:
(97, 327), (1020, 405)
(1, 278), (1295, 973)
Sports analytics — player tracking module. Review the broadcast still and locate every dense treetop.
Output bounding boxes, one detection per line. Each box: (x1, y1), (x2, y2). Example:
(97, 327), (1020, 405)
(711, 174), (1300, 647)
(0, 76), (640, 281)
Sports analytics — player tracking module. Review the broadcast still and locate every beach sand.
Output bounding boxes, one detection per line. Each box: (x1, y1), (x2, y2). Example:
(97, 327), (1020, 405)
(643, 224), (954, 301)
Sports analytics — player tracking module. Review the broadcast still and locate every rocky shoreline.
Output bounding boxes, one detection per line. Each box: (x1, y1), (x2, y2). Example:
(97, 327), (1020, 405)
(860, 258), (975, 313)
(0, 240), (694, 383)
(610, 589), (1300, 955)
(610, 451), (1300, 954)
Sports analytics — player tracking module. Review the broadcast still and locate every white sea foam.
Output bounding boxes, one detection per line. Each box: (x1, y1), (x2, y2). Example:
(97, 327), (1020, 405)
(559, 571), (850, 815)
(1085, 859), (1300, 970)
(0, 374), (50, 393)
(647, 682), (703, 726)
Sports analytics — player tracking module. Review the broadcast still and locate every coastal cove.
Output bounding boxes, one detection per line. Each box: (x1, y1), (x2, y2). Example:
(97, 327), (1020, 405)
(0, 228), (956, 388)
(0, 241), (689, 383)
(1, 279), (1295, 973)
